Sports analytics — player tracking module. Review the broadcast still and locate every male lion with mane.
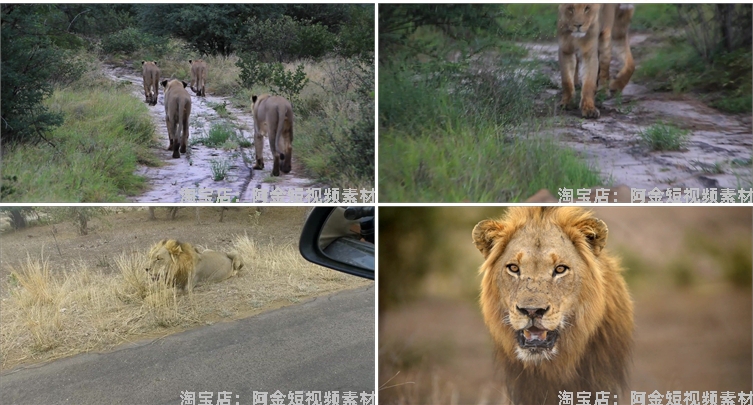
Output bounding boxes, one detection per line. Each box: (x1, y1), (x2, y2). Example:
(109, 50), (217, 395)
(146, 239), (243, 293)
(558, 4), (635, 118)
(251, 94), (294, 176)
(472, 207), (633, 405)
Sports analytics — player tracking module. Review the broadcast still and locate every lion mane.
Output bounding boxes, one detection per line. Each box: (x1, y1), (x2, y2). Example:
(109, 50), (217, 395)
(472, 207), (633, 405)
(146, 239), (242, 292)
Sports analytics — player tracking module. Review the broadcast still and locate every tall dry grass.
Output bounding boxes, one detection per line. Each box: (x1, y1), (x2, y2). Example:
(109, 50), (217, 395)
(1, 234), (369, 370)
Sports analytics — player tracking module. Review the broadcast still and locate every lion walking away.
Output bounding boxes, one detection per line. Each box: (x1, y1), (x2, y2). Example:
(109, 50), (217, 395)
(160, 79), (192, 158)
(251, 94), (294, 176)
(189, 59), (207, 97)
(141, 61), (160, 106)
(472, 207), (633, 405)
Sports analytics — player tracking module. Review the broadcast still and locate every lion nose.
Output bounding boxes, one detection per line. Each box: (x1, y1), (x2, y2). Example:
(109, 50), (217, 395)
(574, 24), (583, 31)
(516, 305), (550, 318)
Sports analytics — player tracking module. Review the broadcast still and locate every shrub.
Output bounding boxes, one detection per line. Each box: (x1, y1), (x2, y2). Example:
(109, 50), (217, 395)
(1, 4), (78, 144)
(101, 27), (165, 56)
(639, 122), (690, 151)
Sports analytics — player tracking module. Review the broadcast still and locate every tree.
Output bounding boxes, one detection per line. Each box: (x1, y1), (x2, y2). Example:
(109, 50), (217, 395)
(337, 4), (374, 64)
(1, 5), (66, 144)
(136, 4), (285, 56)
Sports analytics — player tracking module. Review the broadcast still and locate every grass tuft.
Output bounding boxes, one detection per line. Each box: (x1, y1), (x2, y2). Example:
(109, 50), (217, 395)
(638, 122), (690, 151)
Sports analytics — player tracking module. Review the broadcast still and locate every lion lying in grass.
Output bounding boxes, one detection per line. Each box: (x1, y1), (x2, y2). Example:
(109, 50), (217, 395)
(146, 239), (243, 292)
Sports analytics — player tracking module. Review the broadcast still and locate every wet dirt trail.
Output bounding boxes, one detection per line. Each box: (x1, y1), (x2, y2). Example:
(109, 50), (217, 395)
(105, 63), (314, 203)
(525, 33), (752, 193)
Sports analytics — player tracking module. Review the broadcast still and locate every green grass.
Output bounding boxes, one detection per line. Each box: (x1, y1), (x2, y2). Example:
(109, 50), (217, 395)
(194, 121), (236, 148)
(638, 122), (690, 151)
(498, 4), (558, 41)
(209, 158), (229, 181)
(207, 101), (231, 118)
(637, 30), (752, 114)
(378, 56), (601, 202)
(294, 58), (374, 190)
(631, 4), (684, 31)
(1, 85), (156, 202)
(379, 127), (602, 202)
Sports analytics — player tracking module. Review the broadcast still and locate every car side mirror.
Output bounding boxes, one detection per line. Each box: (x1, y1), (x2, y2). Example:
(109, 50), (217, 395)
(299, 207), (375, 280)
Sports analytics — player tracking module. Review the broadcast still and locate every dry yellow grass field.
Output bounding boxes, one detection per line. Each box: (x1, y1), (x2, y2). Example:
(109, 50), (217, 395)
(0, 207), (370, 371)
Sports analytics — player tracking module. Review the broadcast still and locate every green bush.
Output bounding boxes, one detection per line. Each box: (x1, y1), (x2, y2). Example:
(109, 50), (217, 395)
(1, 4), (81, 144)
(639, 122), (690, 151)
(237, 53), (309, 105)
(242, 15), (336, 63)
(237, 53), (279, 89)
(196, 121), (237, 148)
(101, 27), (165, 56)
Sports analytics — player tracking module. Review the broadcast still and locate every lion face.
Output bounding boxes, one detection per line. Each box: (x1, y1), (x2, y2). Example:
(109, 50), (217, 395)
(558, 4), (601, 38)
(474, 208), (611, 365)
(145, 244), (174, 281)
(493, 223), (588, 363)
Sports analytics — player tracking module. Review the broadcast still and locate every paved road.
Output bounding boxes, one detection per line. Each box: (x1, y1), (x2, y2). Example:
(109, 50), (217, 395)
(1, 285), (375, 405)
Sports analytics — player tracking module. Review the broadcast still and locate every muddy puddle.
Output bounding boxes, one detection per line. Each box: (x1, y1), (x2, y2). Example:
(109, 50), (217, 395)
(105, 63), (316, 203)
(524, 33), (752, 197)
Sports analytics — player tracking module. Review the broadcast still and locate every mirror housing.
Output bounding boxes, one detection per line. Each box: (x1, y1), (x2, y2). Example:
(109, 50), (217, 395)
(299, 207), (375, 280)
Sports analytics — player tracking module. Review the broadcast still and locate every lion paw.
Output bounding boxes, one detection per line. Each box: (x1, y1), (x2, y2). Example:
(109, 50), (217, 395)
(580, 104), (600, 119)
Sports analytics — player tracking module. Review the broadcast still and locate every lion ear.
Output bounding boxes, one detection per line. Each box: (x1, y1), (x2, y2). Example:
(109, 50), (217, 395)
(167, 244), (183, 263)
(472, 219), (508, 259)
(577, 218), (608, 255)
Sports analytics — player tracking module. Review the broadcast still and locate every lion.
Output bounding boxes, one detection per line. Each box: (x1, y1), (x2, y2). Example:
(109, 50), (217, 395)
(145, 239), (243, 293)
(472, 207), (633, 405)
(189, 59), (207, 97)
(558, 4), (635, 119)
(251, 94), (294, 176)
(141, 61), (160, 106)
(160, 79), (192, 158)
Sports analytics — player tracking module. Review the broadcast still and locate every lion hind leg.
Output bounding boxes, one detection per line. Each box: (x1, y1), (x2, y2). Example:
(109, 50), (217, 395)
(253, 122), (265, 170)
(610, 41), (634, 93)
(269, 125), (280, 177)
(179, 98), (190, 155)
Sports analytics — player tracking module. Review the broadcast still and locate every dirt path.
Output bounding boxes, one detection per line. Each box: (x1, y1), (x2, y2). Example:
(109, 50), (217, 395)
(525, 33), (752, 193)
(105, 63), (315, 203)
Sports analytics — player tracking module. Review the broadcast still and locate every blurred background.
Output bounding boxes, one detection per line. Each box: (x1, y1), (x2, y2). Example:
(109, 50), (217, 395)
(379, 207), (752, 404)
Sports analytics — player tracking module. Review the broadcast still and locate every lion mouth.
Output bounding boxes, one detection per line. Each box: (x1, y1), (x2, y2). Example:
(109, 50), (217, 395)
(516, 326), (559, 350)
(571, 31), (586, 38)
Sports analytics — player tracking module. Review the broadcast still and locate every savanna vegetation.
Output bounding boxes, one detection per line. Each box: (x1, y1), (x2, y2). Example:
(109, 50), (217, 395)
(1, 4), (374, 202)
(0, 207), (370, 370)
(378, 4), (752, 202)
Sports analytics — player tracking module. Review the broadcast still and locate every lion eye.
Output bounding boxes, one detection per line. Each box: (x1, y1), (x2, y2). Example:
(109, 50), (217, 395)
(506, 264), (520, 274)
(554, 265), (569, 275)
(584, 6), (590, 12)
